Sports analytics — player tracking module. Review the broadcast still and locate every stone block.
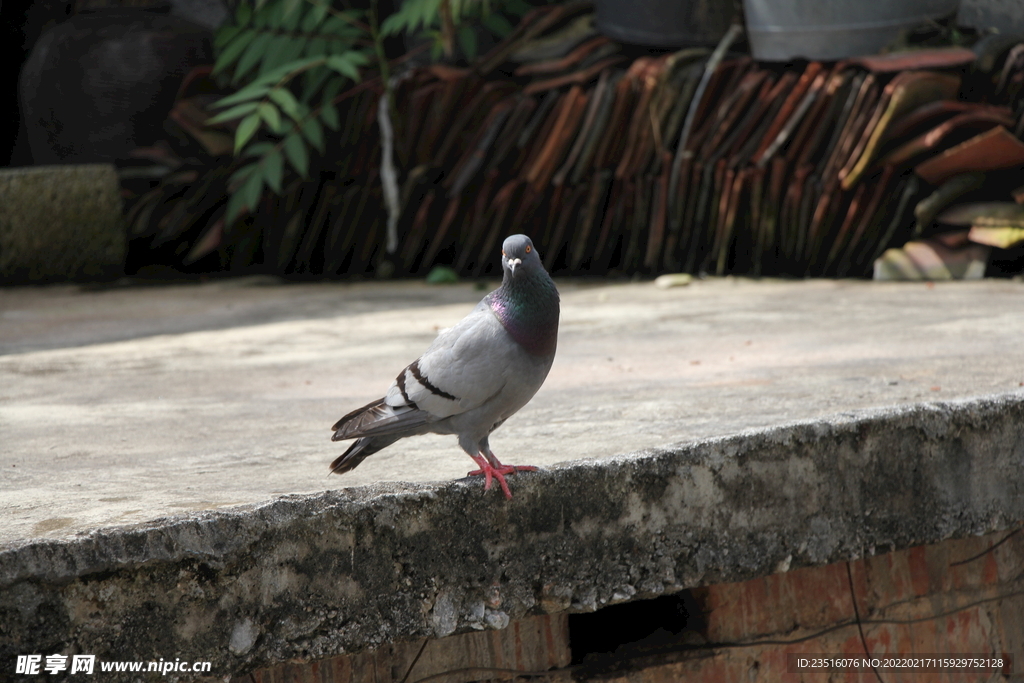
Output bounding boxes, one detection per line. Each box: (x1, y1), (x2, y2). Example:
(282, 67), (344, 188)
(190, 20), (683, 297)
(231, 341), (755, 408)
(0, 164), (125, 282)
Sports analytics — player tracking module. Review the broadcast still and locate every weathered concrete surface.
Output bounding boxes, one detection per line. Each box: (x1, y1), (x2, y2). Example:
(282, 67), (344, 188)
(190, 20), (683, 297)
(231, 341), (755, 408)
(0, 165), (125, 283)
(2, 278), (1024, 679)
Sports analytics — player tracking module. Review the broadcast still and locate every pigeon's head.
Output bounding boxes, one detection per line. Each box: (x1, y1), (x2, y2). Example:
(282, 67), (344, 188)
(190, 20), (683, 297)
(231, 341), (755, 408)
(501, 234), (542, 278)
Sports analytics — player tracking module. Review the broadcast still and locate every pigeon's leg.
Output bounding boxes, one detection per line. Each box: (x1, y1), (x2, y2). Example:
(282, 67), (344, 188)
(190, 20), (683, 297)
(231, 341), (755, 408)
(465, 438), (537, 499)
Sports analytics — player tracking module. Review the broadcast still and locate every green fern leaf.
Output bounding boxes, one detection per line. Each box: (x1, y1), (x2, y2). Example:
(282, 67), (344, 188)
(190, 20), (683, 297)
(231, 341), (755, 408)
(302, 117), (325, 154)
(241, 171), (264, 211)
(263, 149), (284, 193)
(280, 0), (304, 30)
(320, 102), (340, 130)
(283, 132), (309, 177)
(258, 101), (283, 132)
(325, 54), (360, 80)
(251, 1), (271, 28)
(213, 29), (257, 74)
(213, 83), (271, 109)
(206, 101), (260, 124)
(301, 65), (332, 102)
(235, 1), (253, 26)
(233, 31), (275, 83)
(275, 37), (309, 73)
(215, 24), (243, 49)
(262, 34), (296, 72)
(282, 0), (302, 19)
(226, 188), (251, 223)
(230, 162), (259, 186)
(381, 0), (442, 36)
(304, 37), (328, 60)
(242, 142), (277, 158)
(482, 11), (513, 37)
(302, 2), (329, 31)
(504, 0), (532, 16)
(235, 112), (263, 153)
(322, 14), (362, 39)
(458, 24), (477, 60)
(268, 88), (302, 120)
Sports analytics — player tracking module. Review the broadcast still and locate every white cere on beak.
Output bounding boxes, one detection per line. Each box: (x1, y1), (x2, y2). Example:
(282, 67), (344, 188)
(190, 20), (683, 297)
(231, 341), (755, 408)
(508, 257), (522, 274)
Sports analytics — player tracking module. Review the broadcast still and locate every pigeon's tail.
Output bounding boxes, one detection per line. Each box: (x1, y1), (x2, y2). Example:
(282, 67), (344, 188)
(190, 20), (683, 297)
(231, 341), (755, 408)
(331, 397), (430, 440)
(329, 397), (430, 475)
(330, 435), (400, 474)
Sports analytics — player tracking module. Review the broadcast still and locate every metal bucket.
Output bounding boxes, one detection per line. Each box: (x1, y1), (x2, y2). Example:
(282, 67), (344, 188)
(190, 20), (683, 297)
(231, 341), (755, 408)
(743, 0), (961, 61)
(595, 0), (736, 47)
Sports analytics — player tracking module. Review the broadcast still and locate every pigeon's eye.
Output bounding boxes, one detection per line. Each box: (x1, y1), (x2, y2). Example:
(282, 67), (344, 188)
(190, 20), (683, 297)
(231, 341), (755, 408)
(525, 245), (532, 253)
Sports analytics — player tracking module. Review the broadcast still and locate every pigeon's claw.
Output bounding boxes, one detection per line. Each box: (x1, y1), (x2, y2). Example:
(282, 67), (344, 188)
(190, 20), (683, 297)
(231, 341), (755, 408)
(467, 454), (537, 499)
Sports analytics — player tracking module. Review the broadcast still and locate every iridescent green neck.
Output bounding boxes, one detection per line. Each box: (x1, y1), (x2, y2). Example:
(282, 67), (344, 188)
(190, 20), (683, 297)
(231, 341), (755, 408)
(489, 270), (559, 357)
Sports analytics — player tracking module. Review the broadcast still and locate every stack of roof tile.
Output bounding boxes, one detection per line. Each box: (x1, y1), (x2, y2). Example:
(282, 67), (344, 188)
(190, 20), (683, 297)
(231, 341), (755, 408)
(128, 3), (1024, 279)
(378, 6), (1024, 278)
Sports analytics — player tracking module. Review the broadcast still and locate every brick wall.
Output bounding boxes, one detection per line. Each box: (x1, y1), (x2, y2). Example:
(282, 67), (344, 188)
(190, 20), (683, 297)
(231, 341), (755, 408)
(596, 529), (1024, 682)
(233, 529), (1023, 682)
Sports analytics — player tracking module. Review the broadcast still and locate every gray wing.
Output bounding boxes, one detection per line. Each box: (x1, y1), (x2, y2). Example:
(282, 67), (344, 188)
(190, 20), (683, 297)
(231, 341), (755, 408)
(332, 300), (516, 442)
(383, 299), (514, 419)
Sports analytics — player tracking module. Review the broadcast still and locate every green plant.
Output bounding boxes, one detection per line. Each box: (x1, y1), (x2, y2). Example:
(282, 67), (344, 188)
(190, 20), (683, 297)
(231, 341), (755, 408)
(207, 0), (533, 225)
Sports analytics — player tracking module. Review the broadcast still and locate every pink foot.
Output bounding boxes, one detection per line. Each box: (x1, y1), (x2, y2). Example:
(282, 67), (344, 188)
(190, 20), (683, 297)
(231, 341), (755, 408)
(467, 454), (538, 499)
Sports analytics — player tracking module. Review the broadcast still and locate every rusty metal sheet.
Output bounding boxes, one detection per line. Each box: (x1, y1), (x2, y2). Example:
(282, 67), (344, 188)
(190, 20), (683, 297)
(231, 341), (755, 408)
(514, 36), (613, 76)
(571, 169), (613, 270)
(435, 81), (518, 169)
(881, 109), (1017, 169)
(474, 1), (592, 75)
(617, 57), (669, 179)
(756, 69), (829, 169)
(701, 70), (770, 160)
(996, 44), (1024, 96)
(938, 201), (1024, 225)
(713, 166), (749, 275)
(836, 165), (896, 276)
(913, 171), (987, 234)
(525, 85), (589, 190)
(488, 95), (539, 171)
(786, 69), (848, 166)
(511, 91), (563, 176)
(455, 169), (500, 273)
(521, 55), (627, 95)
(553, 69), (611, 185)
(446, 98), (516, 195)
(750, 62), (824, 166)
(592, 178), (623, 269)
(915, 126), (1024, 185)
(545, 183), (588, 271)
(820, 73), (878, 188)
(592, 59), (649, 170)
(841, 71), (961, 189)
(843, 47), (977, 73)
(569, 70), (623, 185)
(404, 82), (442, 164)
(882, 101), (1009, 146)
(473, 179), (524, 275)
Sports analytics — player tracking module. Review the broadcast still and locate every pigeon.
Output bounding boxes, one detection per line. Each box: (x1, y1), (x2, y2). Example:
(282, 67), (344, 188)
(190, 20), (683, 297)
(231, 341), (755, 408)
(329, 234), (559, 499)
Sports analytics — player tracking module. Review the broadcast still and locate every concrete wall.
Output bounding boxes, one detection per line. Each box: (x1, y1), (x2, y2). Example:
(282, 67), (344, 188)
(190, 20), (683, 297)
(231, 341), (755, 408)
(0, 165), (125, 282)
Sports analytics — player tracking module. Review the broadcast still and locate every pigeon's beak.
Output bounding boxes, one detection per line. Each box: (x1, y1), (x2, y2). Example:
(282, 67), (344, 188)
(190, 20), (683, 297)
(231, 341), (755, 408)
(508, 257), (522, 275)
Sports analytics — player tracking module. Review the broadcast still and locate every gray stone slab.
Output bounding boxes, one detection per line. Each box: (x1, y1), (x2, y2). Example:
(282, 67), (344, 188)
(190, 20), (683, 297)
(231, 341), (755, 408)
(2, 277), (1024, 679)
(0, 165), (125, 283)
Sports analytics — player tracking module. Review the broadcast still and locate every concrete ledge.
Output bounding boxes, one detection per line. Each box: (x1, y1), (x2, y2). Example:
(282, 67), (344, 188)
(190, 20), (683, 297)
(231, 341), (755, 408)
(2, 392), (1022, 679)
(0, 165), (125, 283)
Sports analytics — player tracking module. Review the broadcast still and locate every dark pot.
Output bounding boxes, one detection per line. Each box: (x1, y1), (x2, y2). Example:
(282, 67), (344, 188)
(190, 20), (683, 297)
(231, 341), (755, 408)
(19, 8), (213, 165)
(595, 0), (736, 47)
